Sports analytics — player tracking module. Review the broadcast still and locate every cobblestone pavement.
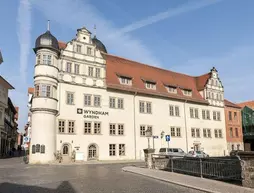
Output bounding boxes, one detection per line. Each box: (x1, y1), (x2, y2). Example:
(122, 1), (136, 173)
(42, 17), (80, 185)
(0, 158), (204, 193)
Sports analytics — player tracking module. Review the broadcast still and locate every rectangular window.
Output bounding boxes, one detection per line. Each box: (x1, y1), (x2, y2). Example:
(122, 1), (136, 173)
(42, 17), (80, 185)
(234, 112), (237, 120)
(95, 68), (100, 78)
(94, 122), (101, 134)
(43, 55), (51, 65)
(202, 110), (205, 119)
(84, 94), (91, 106)
(230, 127), (233, 137)
(147, 126), (153, 135)
(218, 129), (222, 138)
(176, 127), (181, 137)
(119, 144), (125, 156)
(94, 95), (101, 107)
(183, 89), (192, 96)
(118, 124), (124, 135)
(206, 110), (210, 120)
(213, 111), (216, 120)
(139, 101), (145, 113)
(194, 109), (199, 118)
(217, 112), (221, 121)
(140, 125), (146, 136)
(76, 45), (82, 53)
(146, 102), (152, 114)
(196, 128), (200, 138)
(235, 128), (239, 137)
(66, 62), (72, 73)
(58, 120), (65, 133)
(84, 122), (92, 134)
(145, 82), (156, 90)
(68, 121), (75, 133)
(215, 129), (218, 138)
(35, 85), (40, 96)
(46, 85), (51, 97)
(41, 85), (47, 97)
(229, 111), (232, 121)
(213, 111), (221, 121)
(203, 129), (207, 137)
(169, 105), (174, 116)
(37, 55), (41, 64)
(171, 127), (176, 137)
(167, 86), (177, 93)
(87, 47), (92, 55)
(66, 92), (74, 105)
(191, 128), (195, 137)
(110, 124), (116, 135)
(190, 108), (194, 118)
(175, 106), (180, 116)
(74, 64), (80, 74)
(109, 97), (116, 108)
(88, 67), (93, 77)
(119, 77), (132, 85)
(117, 98), (124, 109)
(207, 129), (211, 138)
(109, 144), (116, 156)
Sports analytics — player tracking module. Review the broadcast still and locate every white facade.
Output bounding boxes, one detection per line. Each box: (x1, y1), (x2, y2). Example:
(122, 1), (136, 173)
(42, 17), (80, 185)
(29, 27), (227, 164)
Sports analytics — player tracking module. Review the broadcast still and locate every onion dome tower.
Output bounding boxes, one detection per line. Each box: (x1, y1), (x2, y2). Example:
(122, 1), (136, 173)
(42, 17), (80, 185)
(29, 21), (59, 164)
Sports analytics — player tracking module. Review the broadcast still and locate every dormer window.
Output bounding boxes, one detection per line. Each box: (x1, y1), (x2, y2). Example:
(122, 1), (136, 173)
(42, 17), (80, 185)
(119, 77), (132, 85)
(166, 85), (177, 94)
(145, 82), (156, 90)
(182, 89), (192, 96)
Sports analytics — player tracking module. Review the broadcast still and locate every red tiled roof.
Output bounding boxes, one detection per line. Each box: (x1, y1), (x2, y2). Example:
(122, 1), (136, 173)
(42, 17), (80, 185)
(195, 73), (211, 91)
(28, 87), (34, 94)
(58, 41), (67, 50)
(224, 99), (241, 109)
(237, 101), (254, 110)
(105, 54), (210, 104)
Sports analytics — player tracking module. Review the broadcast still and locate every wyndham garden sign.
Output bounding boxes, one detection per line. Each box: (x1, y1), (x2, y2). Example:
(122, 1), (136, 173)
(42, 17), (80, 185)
(77, 108), (109, 119)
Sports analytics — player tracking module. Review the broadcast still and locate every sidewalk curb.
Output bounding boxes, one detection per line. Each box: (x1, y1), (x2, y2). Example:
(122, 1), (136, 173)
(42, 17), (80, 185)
(122, 167), (219, 193)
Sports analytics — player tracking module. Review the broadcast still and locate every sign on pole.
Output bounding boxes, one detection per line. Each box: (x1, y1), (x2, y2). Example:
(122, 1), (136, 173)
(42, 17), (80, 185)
(165, 135), (170, 149)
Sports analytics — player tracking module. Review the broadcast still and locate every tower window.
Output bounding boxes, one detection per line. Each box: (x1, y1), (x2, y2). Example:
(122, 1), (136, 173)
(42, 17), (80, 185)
(35, 84), (52, 97)
(37, 55), (41, 64)
(43, 55), (52, 65)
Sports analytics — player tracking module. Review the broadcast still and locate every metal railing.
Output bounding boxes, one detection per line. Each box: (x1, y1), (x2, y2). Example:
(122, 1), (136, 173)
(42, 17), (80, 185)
(152, 154), (243, 181)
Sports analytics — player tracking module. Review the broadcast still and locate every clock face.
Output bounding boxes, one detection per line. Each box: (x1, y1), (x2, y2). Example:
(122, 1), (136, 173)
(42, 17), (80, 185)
(41, 38), (52, 45)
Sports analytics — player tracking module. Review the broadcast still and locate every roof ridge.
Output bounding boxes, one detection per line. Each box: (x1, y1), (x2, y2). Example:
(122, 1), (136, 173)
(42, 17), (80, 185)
(105, 53), (204, 79)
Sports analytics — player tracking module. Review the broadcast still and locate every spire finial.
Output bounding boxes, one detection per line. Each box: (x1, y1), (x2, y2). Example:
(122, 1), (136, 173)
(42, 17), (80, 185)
(94, 24), (96, 38)
(47, 20), (50, 31)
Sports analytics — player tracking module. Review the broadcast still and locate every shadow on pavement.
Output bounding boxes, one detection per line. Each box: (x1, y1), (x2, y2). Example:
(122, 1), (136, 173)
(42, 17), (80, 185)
(0, 181), (76, 193)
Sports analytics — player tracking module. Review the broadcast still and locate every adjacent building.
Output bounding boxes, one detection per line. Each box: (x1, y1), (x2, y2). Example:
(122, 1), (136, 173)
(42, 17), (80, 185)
(29, 26), (227, 164)
(237, 101), (254, 151)
(0, 76), (14, 157)
(224, 99), (243, 152)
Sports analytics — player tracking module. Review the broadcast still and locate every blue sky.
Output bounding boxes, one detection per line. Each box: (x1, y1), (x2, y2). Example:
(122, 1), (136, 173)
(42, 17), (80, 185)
(0, 0), (254, 132)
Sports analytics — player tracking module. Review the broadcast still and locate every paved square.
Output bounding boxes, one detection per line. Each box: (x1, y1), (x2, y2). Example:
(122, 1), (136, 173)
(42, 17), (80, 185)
(0, 158), (204, 193)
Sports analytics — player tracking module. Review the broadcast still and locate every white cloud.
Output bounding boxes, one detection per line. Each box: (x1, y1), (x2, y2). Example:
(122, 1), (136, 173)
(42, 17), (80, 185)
(30, 0), (161, 67)
(112, 0), (223, 36)
(17, 0), (32, 84)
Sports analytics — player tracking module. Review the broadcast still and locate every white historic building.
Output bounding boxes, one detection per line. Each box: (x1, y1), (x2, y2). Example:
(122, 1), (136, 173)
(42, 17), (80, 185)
(29, 25), (227, 164)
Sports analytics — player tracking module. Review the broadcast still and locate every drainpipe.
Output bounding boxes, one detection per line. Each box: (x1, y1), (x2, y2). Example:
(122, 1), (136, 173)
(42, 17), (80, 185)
(133, 91), (137, 160)
(184, 100), (189, 152)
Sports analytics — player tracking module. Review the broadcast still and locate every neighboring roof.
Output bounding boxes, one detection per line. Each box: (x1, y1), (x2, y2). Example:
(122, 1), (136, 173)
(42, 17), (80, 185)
(28, 87), (34, 94)
(58, 41), (67, 50)
(105, 54), (210, 104)
(0, 76), (14, 89)
(224, 99), (241, 109)
(237, 101), (254, 110)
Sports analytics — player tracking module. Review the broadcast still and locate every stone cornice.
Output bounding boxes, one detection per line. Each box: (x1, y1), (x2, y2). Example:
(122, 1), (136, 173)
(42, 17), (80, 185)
(35, 64), (59, 72)
(34, 75), (59, 82)
(31, 108), (58, 114)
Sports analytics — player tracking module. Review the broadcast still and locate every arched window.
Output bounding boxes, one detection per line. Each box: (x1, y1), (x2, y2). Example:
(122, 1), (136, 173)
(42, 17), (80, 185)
(41, 145), (45, 154)
(32, 145), (36, 154)
(36, 144), (40, 153)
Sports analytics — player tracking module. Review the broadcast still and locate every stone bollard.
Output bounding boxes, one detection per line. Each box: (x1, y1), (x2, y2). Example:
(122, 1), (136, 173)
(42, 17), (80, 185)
(236, 151), (254, 188)
(143, 148), (155, 169)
